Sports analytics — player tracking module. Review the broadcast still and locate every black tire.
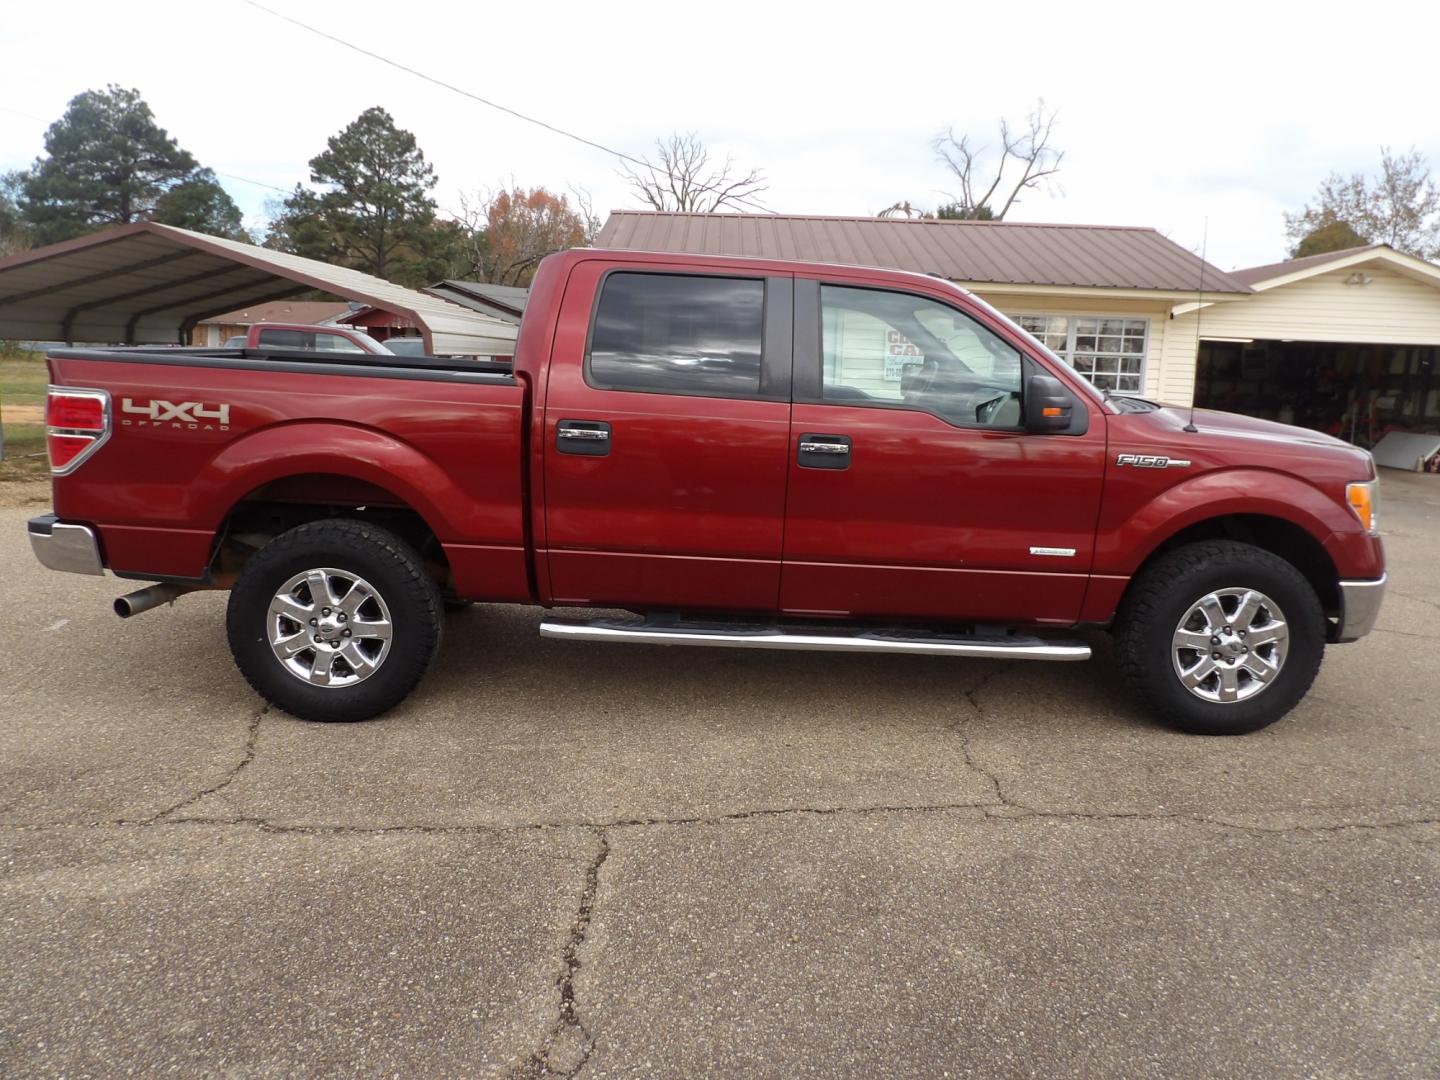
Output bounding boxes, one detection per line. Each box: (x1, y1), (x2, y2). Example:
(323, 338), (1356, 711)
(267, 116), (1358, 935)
(226, 519), (442, 722)
(1113, 540), (1326, 735)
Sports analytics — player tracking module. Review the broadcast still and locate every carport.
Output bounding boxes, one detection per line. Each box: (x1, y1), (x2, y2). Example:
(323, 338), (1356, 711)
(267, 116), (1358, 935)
(0, 222), (518, 355)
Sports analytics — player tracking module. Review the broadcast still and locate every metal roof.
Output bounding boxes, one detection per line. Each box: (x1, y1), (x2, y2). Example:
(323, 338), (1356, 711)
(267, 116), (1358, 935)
(596, 211), (1252, 295)
(199, 300), (354, 326)
(425, 280), (529, 323)
(1227, 244), (1389, 287)
(0, 222), (519, 354)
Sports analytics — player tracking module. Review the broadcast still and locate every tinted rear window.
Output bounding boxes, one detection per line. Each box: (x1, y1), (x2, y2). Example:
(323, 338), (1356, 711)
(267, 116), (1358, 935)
(257, 328), (307, 349)
(588, 272), (763, 396)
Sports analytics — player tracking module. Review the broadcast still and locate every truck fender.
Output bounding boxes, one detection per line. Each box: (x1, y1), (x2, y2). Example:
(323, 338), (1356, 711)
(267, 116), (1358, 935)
(189, 421), (468, 541)
(1093, 467), (1354, 578)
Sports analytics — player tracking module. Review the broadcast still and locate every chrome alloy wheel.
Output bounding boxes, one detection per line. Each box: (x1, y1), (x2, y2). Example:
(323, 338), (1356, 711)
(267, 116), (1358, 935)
(1172, 588), (1289, 704)
(268, 568), (394, 687)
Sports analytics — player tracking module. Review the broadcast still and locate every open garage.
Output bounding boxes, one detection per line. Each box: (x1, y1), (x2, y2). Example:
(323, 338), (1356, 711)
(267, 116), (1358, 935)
(1179, 245), (1440, 440)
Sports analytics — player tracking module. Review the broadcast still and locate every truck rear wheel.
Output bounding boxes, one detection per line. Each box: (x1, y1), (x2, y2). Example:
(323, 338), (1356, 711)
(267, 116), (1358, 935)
(226, 519), (443, 722)
(1113, 540), (1325, 735)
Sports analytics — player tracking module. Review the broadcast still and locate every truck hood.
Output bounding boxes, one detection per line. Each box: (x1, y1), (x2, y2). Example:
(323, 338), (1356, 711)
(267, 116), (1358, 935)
(1107, 400), (1373, 475)
(1166, 405), (1355, 452)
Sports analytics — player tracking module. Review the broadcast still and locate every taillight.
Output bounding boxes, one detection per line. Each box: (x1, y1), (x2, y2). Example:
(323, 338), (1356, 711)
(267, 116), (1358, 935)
(46, 387), (111, 475)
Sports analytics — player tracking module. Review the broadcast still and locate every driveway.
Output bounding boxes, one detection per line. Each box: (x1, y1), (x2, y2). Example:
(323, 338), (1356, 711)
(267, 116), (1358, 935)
(2, 473), (1437, 1078)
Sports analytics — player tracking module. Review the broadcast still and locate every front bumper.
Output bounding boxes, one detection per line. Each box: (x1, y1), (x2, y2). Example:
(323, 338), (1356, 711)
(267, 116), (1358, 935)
(1335, 574), (1387, 642)
(27, 514), (104, 576)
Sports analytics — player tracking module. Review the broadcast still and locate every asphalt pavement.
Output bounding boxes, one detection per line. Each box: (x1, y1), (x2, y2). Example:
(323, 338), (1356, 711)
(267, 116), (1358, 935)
(2, 473), (1437, 1078)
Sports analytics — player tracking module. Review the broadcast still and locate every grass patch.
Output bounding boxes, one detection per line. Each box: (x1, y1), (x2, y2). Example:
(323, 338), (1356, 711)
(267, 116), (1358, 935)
(0, 423), (49, 481)
(1, 350), (50, 479)
(0, 349), (47, 408)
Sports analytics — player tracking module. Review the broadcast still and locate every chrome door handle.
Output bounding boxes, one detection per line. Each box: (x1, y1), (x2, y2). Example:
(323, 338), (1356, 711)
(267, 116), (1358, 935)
(797, 433), (853, 470)
(556, 420), (612, 456)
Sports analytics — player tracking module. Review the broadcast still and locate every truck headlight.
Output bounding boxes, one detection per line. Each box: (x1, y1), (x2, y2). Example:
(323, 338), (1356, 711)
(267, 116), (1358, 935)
(1346, 480), (1379, 534)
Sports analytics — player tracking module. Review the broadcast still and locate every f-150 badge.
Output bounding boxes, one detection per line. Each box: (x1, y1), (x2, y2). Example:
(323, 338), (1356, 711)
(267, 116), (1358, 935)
(1115, 453), (1191, 468)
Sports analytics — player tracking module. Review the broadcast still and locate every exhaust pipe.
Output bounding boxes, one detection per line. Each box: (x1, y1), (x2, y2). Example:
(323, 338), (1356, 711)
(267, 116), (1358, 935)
(114, 583), (194, 618)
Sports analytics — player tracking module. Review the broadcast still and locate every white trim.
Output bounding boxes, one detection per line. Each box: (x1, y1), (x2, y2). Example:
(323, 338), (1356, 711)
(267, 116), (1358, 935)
(1243, 247), (1440, 293)
(957, 281), (1250, 304)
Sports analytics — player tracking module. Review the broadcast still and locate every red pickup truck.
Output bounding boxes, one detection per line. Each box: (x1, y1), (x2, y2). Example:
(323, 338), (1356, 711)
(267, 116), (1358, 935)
(28, 248), (1386, 735)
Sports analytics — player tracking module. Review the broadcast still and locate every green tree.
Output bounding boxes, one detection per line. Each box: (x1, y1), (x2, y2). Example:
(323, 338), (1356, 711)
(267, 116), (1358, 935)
(0, 171), (29, 256)
(269, 107), (438, 282)
(936, 202), (994, 220)
(18, 85), (217, 243)
(1285, 148), (1440, 261)
(153, 168), (247, 240)
(263, 187), (335, 262)
(1292, 219), (1368, 258)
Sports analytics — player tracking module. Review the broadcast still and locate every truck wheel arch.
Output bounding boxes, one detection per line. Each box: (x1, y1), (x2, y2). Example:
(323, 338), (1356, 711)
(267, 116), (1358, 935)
(193, 422), (465, 540)
(209, 471), (452, 590)
(1126, 513), (1342, 616)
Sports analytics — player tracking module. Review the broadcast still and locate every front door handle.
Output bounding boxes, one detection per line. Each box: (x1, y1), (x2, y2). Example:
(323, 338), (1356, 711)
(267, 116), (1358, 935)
(557, 420), (612, 456)
(797, 433), (851, 470)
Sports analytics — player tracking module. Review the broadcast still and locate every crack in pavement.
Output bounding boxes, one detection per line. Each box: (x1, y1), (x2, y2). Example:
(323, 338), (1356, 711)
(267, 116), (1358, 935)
(5, 803), (1437, 838)
(1389, 588), (1440, 614)
(954, 661), (1018, 808)
(513, 828), (610, 1080)
(140, 705), (267, 824)
(1371, 626), (1440, 640)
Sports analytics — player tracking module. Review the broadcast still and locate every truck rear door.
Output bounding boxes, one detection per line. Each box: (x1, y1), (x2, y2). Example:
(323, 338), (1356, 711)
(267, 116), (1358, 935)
(539, 261), (793, 611)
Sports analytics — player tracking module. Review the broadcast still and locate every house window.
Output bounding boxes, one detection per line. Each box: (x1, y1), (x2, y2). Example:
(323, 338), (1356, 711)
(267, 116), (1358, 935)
(1016, 314), (1149, 394)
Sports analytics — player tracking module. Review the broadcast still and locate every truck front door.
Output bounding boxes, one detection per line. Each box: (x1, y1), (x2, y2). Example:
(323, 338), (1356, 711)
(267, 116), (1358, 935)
(541, 263), (793, 611)
(780, 279), (1106, 625)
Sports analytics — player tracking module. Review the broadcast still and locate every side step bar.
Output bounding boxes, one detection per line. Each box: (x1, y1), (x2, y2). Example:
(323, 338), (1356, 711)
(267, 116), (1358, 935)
(539, 617), (1091, 661)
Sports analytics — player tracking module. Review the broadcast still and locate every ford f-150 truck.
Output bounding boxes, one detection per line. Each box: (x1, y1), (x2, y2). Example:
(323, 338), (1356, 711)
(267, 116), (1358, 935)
(28, 248), (1386, 734)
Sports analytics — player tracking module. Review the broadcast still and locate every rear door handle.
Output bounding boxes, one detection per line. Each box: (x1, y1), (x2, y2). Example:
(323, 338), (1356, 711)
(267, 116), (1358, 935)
(797, 433), (851, 470)
(557, 420), (611, 456)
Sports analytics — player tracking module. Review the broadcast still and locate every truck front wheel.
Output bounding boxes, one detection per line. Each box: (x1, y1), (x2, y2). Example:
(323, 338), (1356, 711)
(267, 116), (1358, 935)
(226, 519), (443, 722)
(1113, 540), (1326, 735)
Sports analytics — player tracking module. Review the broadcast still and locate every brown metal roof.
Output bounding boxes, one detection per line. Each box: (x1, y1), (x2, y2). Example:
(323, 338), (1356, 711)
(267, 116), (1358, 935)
(1227, 244), (1388, 287)
(199, 300), (354, 326)
(596, 212), (1252, 295)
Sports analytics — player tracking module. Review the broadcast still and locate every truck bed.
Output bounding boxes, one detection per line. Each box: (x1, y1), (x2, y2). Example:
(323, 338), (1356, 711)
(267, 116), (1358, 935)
(45, 346), (532, 601)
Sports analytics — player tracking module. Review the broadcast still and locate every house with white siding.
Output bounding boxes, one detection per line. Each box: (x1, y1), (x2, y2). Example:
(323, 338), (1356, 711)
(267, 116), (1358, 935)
(596, 213), (1440, 439)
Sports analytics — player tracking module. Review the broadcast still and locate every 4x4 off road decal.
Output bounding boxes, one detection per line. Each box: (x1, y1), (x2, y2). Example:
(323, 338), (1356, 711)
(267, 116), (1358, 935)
(1115, 453), (1191, 469)
(120, 398), (230, 431)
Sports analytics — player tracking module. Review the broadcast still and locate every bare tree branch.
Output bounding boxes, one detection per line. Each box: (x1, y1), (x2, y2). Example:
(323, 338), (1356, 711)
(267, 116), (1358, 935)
(932, 100), (1063, 220)
(619, 131), (769, 213)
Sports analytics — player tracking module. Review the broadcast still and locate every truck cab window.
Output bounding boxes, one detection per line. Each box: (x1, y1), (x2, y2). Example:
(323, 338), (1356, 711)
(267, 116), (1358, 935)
(257, 328), (308, 349)
(313, 332), (366, 353)
(820, 285), (1023, 428)
(588, 272), (764, 397)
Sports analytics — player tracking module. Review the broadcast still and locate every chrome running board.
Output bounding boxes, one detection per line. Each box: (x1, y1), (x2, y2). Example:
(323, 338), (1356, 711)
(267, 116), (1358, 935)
(538, 617), (1090, 661)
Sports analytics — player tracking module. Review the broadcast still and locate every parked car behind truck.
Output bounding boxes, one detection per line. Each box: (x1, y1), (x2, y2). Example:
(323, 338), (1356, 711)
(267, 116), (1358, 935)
(222, 322), (393, 354)
(29, 248), (1386, 734)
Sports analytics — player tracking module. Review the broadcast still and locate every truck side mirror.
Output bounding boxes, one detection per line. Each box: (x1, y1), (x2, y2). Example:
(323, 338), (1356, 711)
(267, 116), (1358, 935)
(1025, 372), (1080, 434)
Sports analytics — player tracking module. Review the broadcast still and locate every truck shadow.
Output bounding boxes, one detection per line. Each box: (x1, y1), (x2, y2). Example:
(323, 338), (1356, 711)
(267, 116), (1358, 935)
(421, 604), (1155, 738)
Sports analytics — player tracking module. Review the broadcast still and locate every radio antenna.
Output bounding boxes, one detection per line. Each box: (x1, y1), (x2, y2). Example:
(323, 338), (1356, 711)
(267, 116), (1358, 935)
(1183, 218), (1208, 433)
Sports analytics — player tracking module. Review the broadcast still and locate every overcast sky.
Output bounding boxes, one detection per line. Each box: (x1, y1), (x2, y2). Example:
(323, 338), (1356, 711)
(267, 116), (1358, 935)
(3, 0), (1438, 270)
